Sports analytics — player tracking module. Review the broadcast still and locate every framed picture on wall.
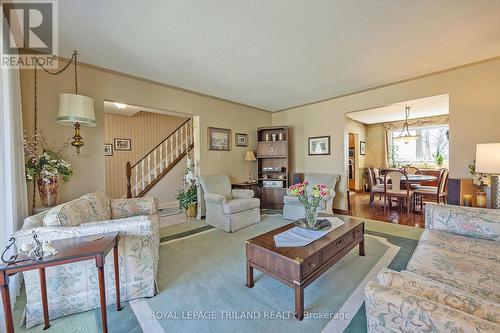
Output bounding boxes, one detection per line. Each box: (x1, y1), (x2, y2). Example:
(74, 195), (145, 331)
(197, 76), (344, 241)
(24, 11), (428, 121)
(104, 143), (113, 156)
(308, 136), (330, 155)
(208, 127), (231, 151)
(114, 138), (131, 151)
(235, 133), (248, 147)
(360, 141), (366, 155)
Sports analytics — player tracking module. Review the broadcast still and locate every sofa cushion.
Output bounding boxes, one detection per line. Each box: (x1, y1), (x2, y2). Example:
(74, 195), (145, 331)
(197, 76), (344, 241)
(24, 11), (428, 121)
(407, 241), (500, 303)
(43, 198), (99, 227)
(377, 268), (500, 324)
(223, 198), (260, 215)
(80, 191), (111, 221)
(110, 197), (158, 219)
(425, 203), (500, 241)
(419, 229), (499, 263)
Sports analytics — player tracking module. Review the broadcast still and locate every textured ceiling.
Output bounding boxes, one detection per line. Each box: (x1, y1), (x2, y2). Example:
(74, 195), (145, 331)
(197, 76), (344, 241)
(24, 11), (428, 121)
(346, 94), (449, 124)
(59, 1), (500, 111)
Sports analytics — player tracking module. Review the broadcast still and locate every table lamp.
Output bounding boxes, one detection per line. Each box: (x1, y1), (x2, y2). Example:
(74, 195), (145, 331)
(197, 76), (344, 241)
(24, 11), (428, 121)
(475, 143), (500, 209)
(243, 150), (257, 183)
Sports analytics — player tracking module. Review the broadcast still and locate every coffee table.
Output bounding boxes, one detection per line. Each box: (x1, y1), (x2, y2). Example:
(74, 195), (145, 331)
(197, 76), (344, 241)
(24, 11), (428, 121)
(245, 216), (365, 320)
(0, 232), (122, 333)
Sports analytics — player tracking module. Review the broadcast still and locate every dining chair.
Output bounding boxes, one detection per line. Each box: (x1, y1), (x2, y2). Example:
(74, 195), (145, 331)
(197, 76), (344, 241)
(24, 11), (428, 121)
(368, 168), (390, 207)
(415, 168), (449, 211)
(384, 170), (415, 214)
(402, 166), (420, 175)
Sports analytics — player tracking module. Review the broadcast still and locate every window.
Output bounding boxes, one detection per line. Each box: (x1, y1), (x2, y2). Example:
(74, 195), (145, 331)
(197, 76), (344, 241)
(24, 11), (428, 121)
(390, 125), (449, 164)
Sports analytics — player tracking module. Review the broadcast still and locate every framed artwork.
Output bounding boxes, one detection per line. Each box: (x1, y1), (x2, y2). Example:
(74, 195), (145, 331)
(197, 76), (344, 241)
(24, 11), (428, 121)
(104, 143), (113, 156)
(360, 141), (366, 156)
(114, 138), (131, 151)
(308, 136), (330, 156)
(235, 133), (248, 147)
(208, 127), (231, 151)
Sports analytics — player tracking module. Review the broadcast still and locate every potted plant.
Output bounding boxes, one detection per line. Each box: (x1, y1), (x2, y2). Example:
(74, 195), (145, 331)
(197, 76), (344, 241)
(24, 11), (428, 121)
(469, 160), (491, 208)
(433, 149), (445, 168)
(176, 185), (197, 218)
(287, 181), (333, 230)
(176, 151), (198, 218)
(24, 132), (73, 207)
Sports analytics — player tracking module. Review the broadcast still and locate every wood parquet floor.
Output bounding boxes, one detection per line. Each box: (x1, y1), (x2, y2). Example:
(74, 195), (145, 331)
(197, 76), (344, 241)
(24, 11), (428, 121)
(340, 192), (426, 228)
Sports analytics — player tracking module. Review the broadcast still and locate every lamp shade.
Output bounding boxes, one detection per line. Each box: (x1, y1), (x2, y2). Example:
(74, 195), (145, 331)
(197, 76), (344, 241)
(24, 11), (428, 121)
(244, 150), (257, 161)
(56, 93), (97, 126)
(475, 143), (500, 174)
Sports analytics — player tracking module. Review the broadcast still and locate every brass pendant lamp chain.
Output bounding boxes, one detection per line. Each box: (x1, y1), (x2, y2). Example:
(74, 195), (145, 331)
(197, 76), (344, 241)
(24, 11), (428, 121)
(31, 50), (79, 213)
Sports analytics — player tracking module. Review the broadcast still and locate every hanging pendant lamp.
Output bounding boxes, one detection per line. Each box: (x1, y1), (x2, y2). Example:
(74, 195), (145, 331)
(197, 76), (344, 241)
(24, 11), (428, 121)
(393, 106), (420, 144)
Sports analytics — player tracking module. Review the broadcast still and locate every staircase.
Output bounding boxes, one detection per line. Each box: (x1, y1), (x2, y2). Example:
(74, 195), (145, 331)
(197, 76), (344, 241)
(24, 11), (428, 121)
(126, 118), (194, 198)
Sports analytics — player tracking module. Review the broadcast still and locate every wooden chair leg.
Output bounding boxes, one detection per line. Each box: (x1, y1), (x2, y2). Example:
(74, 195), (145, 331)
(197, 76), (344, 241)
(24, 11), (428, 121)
(369, 192), (374, 208)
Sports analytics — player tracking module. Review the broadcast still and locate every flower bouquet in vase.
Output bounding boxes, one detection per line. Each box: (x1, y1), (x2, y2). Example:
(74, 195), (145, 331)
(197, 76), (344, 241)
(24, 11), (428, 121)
(287, 181), (333, 230)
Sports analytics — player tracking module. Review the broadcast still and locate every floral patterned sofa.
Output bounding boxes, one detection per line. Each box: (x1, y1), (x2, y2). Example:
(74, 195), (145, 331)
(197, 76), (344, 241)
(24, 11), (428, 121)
(13, 191), (160, 328)
(365, 203), (500, 333)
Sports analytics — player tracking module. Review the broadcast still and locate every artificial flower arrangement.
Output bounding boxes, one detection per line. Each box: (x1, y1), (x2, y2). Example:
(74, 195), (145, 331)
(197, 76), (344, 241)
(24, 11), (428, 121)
(469, 160), (491, 187)
(287, 181), (333, 230)
(24, 131), (73, 206)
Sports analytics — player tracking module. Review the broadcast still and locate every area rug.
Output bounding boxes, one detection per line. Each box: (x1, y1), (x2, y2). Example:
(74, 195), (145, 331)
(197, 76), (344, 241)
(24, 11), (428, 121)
(131, 215), (420, 333)
(12, 215), (420, 333)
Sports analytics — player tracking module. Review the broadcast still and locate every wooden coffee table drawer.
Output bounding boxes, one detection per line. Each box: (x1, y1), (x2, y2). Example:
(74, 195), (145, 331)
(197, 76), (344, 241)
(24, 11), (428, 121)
(321, 230), (354, 261)
(302, 253), (321, 277)
(354, 224), (364, 238)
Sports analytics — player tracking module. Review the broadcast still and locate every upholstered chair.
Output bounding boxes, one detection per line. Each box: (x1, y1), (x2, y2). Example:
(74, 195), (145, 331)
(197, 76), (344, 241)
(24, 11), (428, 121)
(199, 175), (260, 232)
(283, 173), (340, 220)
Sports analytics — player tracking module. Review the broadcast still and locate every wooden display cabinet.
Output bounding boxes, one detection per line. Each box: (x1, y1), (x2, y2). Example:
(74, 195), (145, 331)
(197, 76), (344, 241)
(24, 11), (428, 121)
(257, 126), (289, 209)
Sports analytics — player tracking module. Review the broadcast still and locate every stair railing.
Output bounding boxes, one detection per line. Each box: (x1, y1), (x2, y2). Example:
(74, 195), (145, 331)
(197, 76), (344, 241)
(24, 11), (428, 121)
(126, 118), (193, 198)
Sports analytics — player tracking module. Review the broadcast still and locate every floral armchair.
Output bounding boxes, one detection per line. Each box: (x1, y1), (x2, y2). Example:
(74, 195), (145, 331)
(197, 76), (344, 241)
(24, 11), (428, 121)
(13, 192), (160, 329)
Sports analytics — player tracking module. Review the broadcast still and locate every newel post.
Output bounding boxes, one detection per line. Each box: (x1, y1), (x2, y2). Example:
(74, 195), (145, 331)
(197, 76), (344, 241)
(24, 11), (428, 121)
(126, 161), (132, 198)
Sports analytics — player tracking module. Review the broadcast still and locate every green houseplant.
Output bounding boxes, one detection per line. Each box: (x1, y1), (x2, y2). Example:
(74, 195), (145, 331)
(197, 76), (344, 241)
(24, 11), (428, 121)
(176, 151), (198, 218)
(433, 149), (445, 168)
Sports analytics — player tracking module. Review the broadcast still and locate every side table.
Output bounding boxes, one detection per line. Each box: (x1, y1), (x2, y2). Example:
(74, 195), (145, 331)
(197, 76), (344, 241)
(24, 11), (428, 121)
(0, 232), (122, 333)
(232, 182), (259, 198)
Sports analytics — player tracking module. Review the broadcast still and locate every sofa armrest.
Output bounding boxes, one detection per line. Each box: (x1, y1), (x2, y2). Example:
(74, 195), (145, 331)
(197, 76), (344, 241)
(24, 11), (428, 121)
(365, 281), (500, 333)
(204, 193), (227, 205)
(425, 203), (500, 241)
(110, 197), (158, 219)
(13, 215), (158, 246)
(231, 189), (254, 199)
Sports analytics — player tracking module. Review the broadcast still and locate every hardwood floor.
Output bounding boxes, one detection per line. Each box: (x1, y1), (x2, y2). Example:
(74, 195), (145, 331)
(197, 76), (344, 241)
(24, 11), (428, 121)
(341, 192), (425, 228)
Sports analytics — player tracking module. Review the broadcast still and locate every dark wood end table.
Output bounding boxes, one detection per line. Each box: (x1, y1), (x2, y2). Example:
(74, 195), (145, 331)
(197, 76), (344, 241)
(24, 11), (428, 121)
(245, 216), (365, 320)
(0, 232), (122, 333)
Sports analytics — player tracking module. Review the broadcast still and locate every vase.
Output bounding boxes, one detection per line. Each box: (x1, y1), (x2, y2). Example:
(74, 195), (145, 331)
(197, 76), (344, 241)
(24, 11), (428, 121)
(37, 176), (58, 207)
(304, 204), (319, 229)
(476, 190), (487, 208)
(185, 203), (197, 218)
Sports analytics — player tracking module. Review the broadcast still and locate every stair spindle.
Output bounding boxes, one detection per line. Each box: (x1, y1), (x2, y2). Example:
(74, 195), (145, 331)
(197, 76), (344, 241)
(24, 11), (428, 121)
(135, 166), (139, 197)
(141, 160), (145, 191)
(153, 149), (158, 178)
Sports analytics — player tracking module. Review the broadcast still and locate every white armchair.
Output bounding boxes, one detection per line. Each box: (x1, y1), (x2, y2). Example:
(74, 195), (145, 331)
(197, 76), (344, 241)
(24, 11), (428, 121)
(283, 173), (340, 220)
(13, 191), (159, 329)
(199, 175), (260, 232)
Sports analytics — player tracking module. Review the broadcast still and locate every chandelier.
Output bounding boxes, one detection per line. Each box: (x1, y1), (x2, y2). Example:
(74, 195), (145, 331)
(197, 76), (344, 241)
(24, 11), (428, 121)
(393, 106), (420, 144)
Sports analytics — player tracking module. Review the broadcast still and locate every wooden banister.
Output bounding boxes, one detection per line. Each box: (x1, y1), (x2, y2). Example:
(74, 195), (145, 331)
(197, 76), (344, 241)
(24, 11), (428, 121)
(126, 161), (132, 198)
(131, 118), (192, 169)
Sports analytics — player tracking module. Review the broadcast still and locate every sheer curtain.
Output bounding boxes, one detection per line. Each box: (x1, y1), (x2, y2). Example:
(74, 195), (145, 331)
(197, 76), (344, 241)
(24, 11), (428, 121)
(0, 60), (29, 324)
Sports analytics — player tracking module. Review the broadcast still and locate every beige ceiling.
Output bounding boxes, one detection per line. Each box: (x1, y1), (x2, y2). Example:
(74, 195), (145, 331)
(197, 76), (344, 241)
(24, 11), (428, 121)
(60, 1), (500, 111)
(346, 94), (449, 124)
